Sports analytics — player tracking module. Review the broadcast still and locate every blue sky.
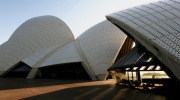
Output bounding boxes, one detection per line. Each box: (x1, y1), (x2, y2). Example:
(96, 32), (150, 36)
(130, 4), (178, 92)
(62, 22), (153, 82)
(0, 0), (160, 45)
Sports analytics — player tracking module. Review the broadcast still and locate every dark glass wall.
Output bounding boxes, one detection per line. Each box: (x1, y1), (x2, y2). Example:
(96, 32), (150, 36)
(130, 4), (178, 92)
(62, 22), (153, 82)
(36, 62), (91, 80)
(3, 62), (31, 78)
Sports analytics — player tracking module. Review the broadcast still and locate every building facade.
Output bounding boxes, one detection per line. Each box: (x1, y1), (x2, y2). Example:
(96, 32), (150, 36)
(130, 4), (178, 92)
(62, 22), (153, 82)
(0, 16), (126, 80)
(107, 0), (180, 88)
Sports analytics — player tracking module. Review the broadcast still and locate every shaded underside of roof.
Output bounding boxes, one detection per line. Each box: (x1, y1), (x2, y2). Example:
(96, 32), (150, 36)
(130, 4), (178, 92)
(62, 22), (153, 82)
(114, 37), (134, 63)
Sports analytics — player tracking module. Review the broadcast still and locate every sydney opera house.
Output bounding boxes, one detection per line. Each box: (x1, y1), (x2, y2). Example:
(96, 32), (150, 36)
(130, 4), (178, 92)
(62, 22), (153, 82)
(0, 16), (126, 80)
(0, 0), (179, 88)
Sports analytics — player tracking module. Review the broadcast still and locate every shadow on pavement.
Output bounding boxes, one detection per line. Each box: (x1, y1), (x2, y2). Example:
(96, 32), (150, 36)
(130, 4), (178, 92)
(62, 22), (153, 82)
(0, 78), (178, 100)
(20, 84), (173, 100)
(0, 78), (91, 90)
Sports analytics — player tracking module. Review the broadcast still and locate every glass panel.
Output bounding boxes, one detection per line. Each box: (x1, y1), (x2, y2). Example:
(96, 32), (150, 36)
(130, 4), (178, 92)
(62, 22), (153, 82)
(147, 65), (154, 70)
(140, 66), (146, 70)
(155, 66), (161, 70)
(126, 68), (130, 70)
(136, 52), (154, 63)
(123, 48), (146, 65)
(133, 67), (138, 70)
(141, 71), (169, 79)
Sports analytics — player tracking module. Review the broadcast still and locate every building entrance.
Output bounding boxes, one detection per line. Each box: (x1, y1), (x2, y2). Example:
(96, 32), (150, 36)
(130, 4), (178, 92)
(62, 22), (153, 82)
(36, 62), (91, 80)
(3, 62), (31, 78)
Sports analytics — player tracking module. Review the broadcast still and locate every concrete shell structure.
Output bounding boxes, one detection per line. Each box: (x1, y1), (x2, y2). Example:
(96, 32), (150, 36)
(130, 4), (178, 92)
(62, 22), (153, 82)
(106, 0), (180, 80)
(0, 16), (74, 73)
(0, 16), (126, 80)
(76, 20), (127, 80)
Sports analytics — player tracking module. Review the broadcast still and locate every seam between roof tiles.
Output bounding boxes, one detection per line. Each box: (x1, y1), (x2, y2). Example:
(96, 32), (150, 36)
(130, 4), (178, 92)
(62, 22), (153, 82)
(1, 49), (20, 62)
(135, 7), (179, 50)
(171, 0), (180, 5)
(131, 5), (180, 53)
(137, 5), (180, 45)
(153, 2), (180, 26)
(114, 9), (179, 61)
(10, 40), (33, 58)
(149, 2), (180, 44)
(141, 3), (180, 55)
(114, 12), (157, 39)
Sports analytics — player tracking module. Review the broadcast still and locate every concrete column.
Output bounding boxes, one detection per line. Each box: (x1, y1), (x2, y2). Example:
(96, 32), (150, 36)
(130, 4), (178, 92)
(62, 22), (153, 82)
(75, 40), (97, 80)
(27, 68), (39, 79)
(96, 74), (106, 80)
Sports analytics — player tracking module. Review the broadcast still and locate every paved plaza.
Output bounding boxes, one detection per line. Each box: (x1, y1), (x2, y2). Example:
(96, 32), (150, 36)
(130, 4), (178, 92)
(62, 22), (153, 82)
(0, 78), (177, 100)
